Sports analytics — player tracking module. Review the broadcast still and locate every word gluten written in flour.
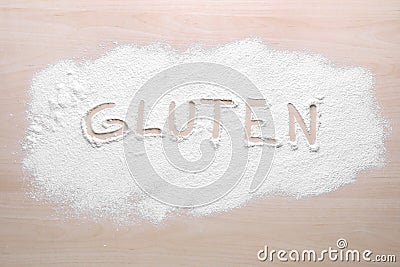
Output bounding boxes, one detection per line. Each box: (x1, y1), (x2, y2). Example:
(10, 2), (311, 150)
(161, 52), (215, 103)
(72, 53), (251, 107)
(82, 99), (317, 150)
(23, 39), (387, 223)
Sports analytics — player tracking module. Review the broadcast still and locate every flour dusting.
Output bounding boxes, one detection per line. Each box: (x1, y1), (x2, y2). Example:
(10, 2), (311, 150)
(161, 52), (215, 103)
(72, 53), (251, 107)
(23, 39), (388, 224)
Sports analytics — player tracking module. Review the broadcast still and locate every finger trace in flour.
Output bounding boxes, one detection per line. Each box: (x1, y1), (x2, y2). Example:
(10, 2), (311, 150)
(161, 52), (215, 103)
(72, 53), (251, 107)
(23, 38), (388, 224)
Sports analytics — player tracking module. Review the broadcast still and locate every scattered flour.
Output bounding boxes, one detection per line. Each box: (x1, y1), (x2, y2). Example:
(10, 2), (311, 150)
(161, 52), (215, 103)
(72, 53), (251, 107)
(22, 38), (388, 224)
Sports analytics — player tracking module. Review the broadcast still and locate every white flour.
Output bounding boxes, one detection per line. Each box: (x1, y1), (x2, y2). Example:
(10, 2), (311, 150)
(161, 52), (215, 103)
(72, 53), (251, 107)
(23, 38), (388, 224)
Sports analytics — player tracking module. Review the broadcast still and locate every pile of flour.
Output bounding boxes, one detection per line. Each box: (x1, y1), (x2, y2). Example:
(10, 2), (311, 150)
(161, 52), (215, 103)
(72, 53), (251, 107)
(23, 38), (388, 224)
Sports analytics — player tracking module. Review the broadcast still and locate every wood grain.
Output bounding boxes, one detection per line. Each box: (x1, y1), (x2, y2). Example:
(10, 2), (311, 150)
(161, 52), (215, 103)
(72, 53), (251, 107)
(0, 1), (399, 266)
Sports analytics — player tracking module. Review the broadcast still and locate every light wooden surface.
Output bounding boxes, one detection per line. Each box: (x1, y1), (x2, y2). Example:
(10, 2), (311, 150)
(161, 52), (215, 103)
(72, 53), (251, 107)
(1, 1), (399, 266)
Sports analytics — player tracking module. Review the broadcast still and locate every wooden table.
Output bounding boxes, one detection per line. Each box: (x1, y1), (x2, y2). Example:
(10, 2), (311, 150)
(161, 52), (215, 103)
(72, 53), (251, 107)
(1, 1), (399, 266)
